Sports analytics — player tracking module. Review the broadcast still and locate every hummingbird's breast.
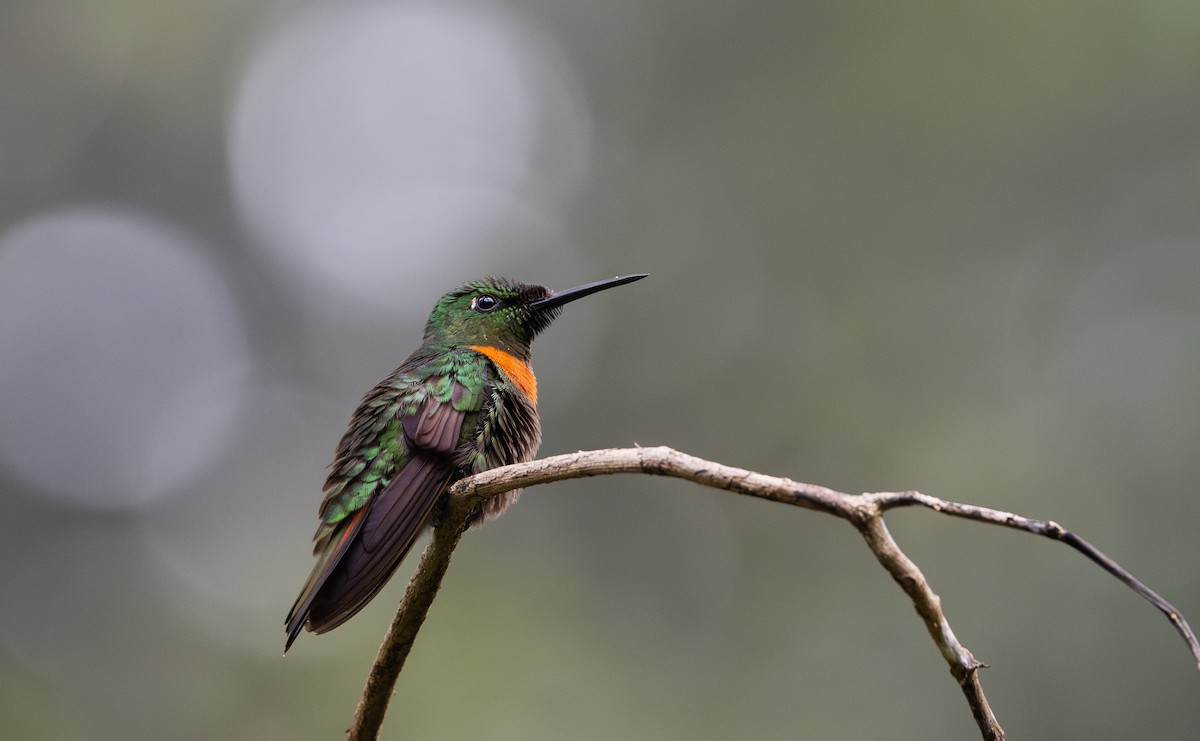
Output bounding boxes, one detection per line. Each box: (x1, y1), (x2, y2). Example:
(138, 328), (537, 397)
(464, 346), (542, 522)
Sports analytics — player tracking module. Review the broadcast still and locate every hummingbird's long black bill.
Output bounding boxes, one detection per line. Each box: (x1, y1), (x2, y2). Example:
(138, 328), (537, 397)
(531, 274), (648, 310)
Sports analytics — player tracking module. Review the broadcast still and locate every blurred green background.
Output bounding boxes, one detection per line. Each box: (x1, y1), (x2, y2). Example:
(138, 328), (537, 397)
(2, 1), (1199, 739)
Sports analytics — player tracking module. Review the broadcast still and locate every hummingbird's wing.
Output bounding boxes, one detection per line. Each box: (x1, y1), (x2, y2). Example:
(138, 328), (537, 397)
(285, 375), (481, 651)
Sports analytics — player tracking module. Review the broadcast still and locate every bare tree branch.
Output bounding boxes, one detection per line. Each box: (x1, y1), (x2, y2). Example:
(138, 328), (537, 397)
(865, 490), (1200, 666)
(851, 514), (1000, 739)
(346, 446), (1198, 741)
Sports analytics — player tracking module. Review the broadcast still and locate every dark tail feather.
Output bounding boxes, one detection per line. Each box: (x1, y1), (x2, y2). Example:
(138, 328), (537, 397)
(304, 455), (452, 634)
(284, 506), (369, 652)
(285, 453), (454, 650)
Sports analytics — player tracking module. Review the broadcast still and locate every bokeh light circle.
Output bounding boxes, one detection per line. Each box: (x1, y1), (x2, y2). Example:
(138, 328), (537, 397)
(0, 206), (250, 509)
(229, 0), (593, 313)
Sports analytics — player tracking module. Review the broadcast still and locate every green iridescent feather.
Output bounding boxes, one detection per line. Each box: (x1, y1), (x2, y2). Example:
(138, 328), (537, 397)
(284, 274), (645, 651)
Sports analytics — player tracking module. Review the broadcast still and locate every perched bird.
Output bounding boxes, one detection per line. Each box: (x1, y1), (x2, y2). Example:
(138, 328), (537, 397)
(285, 274), (647, 651)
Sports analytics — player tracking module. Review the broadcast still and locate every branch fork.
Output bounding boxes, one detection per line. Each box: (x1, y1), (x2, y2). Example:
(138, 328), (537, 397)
(345, 446), (1199, 741)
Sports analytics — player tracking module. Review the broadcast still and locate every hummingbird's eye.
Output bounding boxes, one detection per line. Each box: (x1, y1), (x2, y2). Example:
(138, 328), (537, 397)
(472, 294), (500, 313)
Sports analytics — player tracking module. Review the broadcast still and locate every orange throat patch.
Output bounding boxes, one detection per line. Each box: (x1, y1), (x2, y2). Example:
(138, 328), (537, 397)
(471, 345), (538, 405)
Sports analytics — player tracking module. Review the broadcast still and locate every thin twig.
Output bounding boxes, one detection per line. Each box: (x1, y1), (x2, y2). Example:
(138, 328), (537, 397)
(867, 490), (1200, 667)
(346, 446), (1197, 740)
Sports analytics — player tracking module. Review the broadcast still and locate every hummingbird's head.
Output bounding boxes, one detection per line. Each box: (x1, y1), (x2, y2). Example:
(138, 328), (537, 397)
(423, 274), (647, 359)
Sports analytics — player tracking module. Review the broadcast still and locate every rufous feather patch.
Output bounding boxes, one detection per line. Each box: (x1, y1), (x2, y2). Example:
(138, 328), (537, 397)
(470, 345), (538, 404)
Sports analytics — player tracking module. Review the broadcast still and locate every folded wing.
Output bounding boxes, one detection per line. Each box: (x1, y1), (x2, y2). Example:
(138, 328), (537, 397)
(285, 384), (470, 650)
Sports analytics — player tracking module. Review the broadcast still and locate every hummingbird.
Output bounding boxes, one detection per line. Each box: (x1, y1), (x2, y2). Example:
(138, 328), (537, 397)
(285, 274), (647, 651)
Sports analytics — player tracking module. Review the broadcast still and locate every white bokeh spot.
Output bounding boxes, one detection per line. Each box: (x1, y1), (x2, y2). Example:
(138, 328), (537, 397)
(229, 0), (592, 313)
(0, 206), (250, 508)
